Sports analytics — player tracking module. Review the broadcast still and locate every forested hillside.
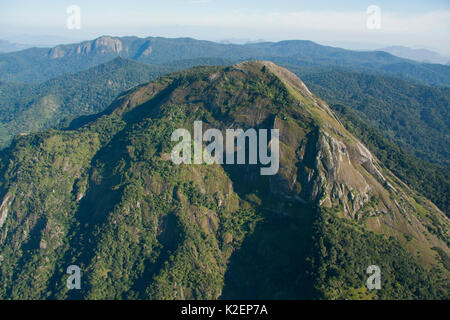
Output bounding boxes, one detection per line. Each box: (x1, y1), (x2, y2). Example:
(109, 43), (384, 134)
(0, 58), (175, 148)
(297, 69), (450, 168)
(284, 68), (450, 214)
(0, 62), (447, 299)
(1, 56), (448, 217)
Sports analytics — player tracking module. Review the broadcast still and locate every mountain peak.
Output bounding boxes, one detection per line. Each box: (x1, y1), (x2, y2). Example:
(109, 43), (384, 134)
(109, 62), (447, 245)
(0, 59), (448, 300)
(48, 36), (124, 59)
(381, 45), (450, 64)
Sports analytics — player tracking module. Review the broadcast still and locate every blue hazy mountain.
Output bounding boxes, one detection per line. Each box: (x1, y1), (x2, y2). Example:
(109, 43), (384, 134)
(0, 40), (32, 53)
(381, 46), (450, 65)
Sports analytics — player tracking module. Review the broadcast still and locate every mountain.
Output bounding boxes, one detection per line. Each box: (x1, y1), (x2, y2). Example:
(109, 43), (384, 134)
(294, 68), (450, 169)
(1, 56), (448, 215)
(0, 36), (256, 83)
(381, 46), (450, 65)
(0, 61), (447, 299)
(0, 57), (176, 148)
(0, 40), (32, 53)
(327, 102), (449, 216)
(1, 36), (450, 86)
(279, 67), (450, 215)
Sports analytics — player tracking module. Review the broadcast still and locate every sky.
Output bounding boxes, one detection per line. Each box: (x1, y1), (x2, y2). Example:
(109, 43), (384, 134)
(1, 0), (450, 55)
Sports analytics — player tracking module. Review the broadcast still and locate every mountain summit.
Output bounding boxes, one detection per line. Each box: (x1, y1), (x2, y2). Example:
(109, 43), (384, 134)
(0, 61), (448, 299)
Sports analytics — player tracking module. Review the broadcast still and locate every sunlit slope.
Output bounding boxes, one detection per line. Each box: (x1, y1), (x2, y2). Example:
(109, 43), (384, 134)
(0, 61), (447, 299)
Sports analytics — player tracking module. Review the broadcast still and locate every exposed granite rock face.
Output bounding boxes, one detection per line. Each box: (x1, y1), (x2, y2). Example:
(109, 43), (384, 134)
(310, 132), (373, 217)
(136, 41), (153, 57)
(0, 61), (447, 298)
(272, 124), (373, 218)
(48, 36), (124, 59)
(254, 61), (448, 269)
(0, 192), (12, 229)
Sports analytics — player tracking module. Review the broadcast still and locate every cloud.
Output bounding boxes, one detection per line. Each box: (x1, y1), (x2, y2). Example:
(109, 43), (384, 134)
(2, 2), (449, 55)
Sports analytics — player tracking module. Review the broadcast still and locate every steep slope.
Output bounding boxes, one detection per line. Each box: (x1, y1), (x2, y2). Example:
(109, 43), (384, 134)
(328, 103), (449, 216)
(287, 67), (450, 214)
(0, 36), (256, 83)
(1, 36), (449, 86)
(2, 58), (448, 216)
(0, 57), (174, 148)
(296, 68), (450, 169)
(380, 46), (450, 65)
(0, 61), (448, 300)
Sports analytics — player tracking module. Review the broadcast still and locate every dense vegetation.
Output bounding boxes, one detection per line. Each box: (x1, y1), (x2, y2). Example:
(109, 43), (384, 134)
(284, 68), (450, 214)
(329, 104), (449, 215)
(296, 68), (450, 169)
(310, 208), (448, 299)
(0, 62), (447, 300)
(0, 57), (175, 148)
(1, 39), (449, 220)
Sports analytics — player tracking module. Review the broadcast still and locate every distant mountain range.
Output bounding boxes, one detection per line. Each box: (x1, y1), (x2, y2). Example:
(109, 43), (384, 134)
(0, 29), (447, 301)
(0, 57), (176, 147)
(1, 36), (450, 86)
(0, 40), (32, 53)
(380, 46), (450, 65)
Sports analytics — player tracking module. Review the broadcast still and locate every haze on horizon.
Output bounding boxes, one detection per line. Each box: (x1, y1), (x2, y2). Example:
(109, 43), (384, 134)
(1, 0), (449, 56)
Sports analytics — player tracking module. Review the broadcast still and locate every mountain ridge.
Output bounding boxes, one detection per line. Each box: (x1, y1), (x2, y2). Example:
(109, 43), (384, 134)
(0, 61), (447, 299)
(0, 57), (176, 147)
(2, 35), (449, 86)
(1, 56), (448, 216)
(380, 46), (450, 65)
